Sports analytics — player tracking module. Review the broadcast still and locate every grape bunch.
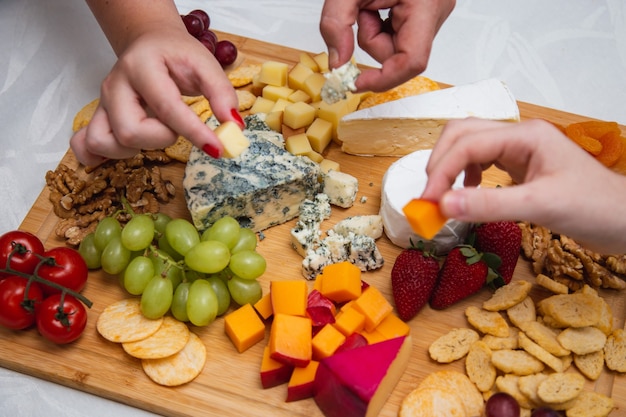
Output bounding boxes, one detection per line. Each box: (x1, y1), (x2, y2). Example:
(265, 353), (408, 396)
(78, 213), (266, 327)
(181, 9), (238, 67)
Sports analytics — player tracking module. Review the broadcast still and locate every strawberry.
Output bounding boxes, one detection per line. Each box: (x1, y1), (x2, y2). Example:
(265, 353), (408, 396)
(471, 221), (522, 288)
(391, 244), (440, 321)
(429, 245), (496, 310)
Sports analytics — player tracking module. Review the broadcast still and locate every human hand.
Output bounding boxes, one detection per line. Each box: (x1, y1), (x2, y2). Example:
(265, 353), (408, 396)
(319, 0), (455, 92)
(421, 118), (626, 253)
(70, 26), (242, 166)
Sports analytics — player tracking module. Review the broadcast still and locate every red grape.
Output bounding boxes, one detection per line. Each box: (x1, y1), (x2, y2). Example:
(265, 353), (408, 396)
(214, 40), (238, 67)
(189, 9), (210, 30)
(182, 14), (204, 38)
(485, 392), (520, 417)
(531, 407), (561, 417)
(198, 31), (216, 54)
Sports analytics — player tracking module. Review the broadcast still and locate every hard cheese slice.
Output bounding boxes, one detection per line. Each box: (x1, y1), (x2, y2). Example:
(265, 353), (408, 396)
(314, 335), (412, 417)
(184, 115), (322, 232)
(337, 78), (519, 156)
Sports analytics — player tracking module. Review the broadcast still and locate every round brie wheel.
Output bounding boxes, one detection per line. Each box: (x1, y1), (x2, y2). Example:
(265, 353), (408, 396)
(380, 149), (470, 254)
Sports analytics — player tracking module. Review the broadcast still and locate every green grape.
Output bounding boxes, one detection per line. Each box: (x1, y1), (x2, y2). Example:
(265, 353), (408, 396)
(165, 218), (200, 256)
(227, 275), (262, 306)
(187, 279), (218, 326)
(184, 269), (206, 282)
(123, 256), (155, 295)
(184, 240), (230, 274)
(94, 216), (122, 251)
(152, 212), (172, 236)
(230, 227), (258, 253)
(78, 232), (102, 269)
(206, 276), (231, 316)
(157, 234), (183, 261)
(121, 214), (155, 251)
(228, 250), (266, 280)
(150, 249), (182, 288)
(141, 275), (173, 319)
(201, 216), (240, 249)
(101, 236), (131, 275)
(171, 282), (191, 322)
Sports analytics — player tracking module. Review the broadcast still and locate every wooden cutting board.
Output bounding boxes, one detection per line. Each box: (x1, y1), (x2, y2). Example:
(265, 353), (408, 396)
(2, 32), (626, 417)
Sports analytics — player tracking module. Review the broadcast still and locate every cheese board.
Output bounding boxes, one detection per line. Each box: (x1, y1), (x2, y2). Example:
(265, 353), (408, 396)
(2, 32), (626, 417)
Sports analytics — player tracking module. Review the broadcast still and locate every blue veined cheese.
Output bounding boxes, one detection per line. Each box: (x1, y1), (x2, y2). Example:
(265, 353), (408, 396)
(301, 230), (384, 280)
(333, 215), (383, 240)
(183, 116), (322, 232)
(322, 170), (358, 208)
(290, 194), (331, 257)
(321, 61), (361, 104)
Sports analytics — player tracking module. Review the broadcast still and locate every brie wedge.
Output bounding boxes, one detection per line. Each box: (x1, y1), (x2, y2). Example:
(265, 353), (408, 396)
(338, 78), (520, 156)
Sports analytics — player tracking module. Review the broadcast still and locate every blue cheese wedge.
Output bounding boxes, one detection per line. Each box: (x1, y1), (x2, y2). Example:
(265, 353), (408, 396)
(183, 115), (322, 232)
(337, 78), (520, 156)
(321, 60), (361, 104)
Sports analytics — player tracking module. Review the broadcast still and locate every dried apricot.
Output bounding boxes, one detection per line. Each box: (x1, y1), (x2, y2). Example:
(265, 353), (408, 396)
(595, 131), (625, 167)
(565, 124), (603, 156)
(575, 120), (621, 139)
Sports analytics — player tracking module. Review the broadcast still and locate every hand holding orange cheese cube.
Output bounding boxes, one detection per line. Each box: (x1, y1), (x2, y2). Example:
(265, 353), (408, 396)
(402, 198), (448, 241)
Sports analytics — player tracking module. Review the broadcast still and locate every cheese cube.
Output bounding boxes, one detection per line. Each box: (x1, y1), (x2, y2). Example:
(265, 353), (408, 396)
(304, 150), (324, 163)
(306, 118), (333, 153)
(284, 101), (316, 130)
(263, 85), (294, 102)
(352, 286), (393, 332)
(264, 111), (283, 132)
(269, 313), (312, 368)
(286, 360), (319, 402)
(316, 99), (353, 141)
(334, 307), (366, 336)
(288, 63), (315, 91)
(259, 60), (289, 86)
(261, 345), (294, 389)
(249, 96), (275, 115)
(224, 303), (266, 353)
(299, 52), (320, 72)
(288, 89), (312, 104)
(319, 159), (340, 173)
(270, 98), (291, 113)
(302, 73), (326, 102)
(286, 133), (313, 156)
(375, 313), (411, 340)
(313, 52), (329, 73)
(312, 324), (346, 360)
(253, 293), (273, 320)
(359, 328), (387, 345)
(270, 280), (308, 316)
(319, 261), (362, 303)
(323, 169), (358, 208)
(213, 121), (250, 158)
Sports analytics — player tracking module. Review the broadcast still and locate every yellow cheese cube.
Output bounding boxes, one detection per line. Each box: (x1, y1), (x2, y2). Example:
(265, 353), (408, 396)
(265, 111), (283, 132)
(312, 324), (346, 360)
(254, 293), (274, 320)
(359, 328), (387, 345)
(251, 73), (266, 96)
(269, 313), (312, 368)
(299, 52), (320, 72)
(304, 150), (324, 163)
(224, 303), (266, 353)
(334, 307), (366, 336)
(313, 52), (329, 73)
(302, 72), (326, 102)
(259, 60), (289, 86)
(249, 96), (275, 115)
(306, 117), (333, 153)
(213, 121), (250, 158)
(319, 158), (341, 173)
(319, 261), (362, 303)
(263, 85), (294, 102)
(285, 133), (313, 156)
(375, 313), (411, 340)
(283, 101), (316, 130)
(316, 99), (352, 141)
(288, 89), (312, 104)
(270, 98), (291, 113)
(270, 280), (308, 316)
(352, 286), (393, 332)
(288, 63), (315, 91)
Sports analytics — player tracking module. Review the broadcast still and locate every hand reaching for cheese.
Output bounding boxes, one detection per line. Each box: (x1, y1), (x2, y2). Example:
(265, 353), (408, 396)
(421, 118), (626, 254)
(319, 0), (455, 92)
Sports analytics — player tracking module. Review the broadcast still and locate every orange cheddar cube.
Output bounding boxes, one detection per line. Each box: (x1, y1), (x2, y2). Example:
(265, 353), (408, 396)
(375, 313), (411, 340)
(224, 303), (266, 353)
(352, 286), (393, 332)
(319, 261), (362, 303)
(333, 307), (365, 337)
(359, 328), (388, 345)
(402, 198), (448, 240)
(253, 293), (273, 320)
(286, 360), (320, 402)
(312, 324), (346, 360)
(269, 313), (312, 368)
(313, 272), (325, 292)
(260, 345), (294, 389)
(270, 280), (308, 316)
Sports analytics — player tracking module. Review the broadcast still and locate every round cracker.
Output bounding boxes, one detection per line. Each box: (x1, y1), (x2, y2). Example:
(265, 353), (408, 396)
(122, 316), (190, 359)
(400, 387), (466, 417)
(142, 332), (206, 386)
(72, 98), (99, 132)
(97, 298), (163, 343)
(417, 370), (483, 417)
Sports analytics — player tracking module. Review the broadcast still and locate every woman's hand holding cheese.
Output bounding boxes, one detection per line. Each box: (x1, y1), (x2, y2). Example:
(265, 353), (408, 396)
(421, 118), (626, 254)
(319, 0), (455, 92)
(70, 0), (242, 167)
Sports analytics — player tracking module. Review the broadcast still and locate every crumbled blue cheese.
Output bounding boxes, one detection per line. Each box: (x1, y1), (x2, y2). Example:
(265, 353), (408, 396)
(321, 61), (361, 104)
(322, 170), (359, 208)
(290, 194), (331, 257)
(183, 115), (322, 232)
(333, 215), (384, 240)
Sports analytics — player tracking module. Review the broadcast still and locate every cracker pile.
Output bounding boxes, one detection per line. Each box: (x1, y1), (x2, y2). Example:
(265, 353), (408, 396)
(97, 299), (206, 387)
(402, 279), (619, 417)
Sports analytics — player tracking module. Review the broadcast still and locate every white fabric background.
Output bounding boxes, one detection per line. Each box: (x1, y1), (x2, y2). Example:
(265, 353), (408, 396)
(0, 0), (625, 415)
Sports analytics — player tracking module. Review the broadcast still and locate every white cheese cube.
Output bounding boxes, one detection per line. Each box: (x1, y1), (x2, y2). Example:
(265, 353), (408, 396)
(323, 170), (358, 208)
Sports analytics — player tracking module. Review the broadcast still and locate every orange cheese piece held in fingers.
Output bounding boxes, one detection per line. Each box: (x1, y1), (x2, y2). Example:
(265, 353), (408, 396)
(402, 198), (448, 241)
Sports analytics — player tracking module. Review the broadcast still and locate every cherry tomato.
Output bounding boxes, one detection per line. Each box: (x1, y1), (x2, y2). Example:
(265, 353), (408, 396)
(37, 247), (88, 296)
(0, 230), (45, 278)
(36, 293), (87, 344)
(0, 275), (44, 329)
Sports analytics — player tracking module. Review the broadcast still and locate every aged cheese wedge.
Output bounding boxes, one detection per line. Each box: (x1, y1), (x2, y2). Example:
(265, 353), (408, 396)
(337, 78), (520, 156)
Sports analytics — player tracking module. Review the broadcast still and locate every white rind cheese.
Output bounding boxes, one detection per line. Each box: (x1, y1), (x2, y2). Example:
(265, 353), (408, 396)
(380, 150), (470, 255)
(183, 115), (322, 232)
(337, 78), (520, 156)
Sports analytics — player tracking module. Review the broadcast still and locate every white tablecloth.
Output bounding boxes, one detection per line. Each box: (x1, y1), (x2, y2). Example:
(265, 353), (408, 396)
(1, 0), (625, 415)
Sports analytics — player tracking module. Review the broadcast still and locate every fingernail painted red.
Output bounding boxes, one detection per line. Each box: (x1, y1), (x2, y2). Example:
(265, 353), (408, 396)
(231, 108), (244, 128)
(203, 144), (221, 159)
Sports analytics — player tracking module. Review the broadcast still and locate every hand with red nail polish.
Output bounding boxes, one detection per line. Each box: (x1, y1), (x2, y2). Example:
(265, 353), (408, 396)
(70, 0), (242, 166)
